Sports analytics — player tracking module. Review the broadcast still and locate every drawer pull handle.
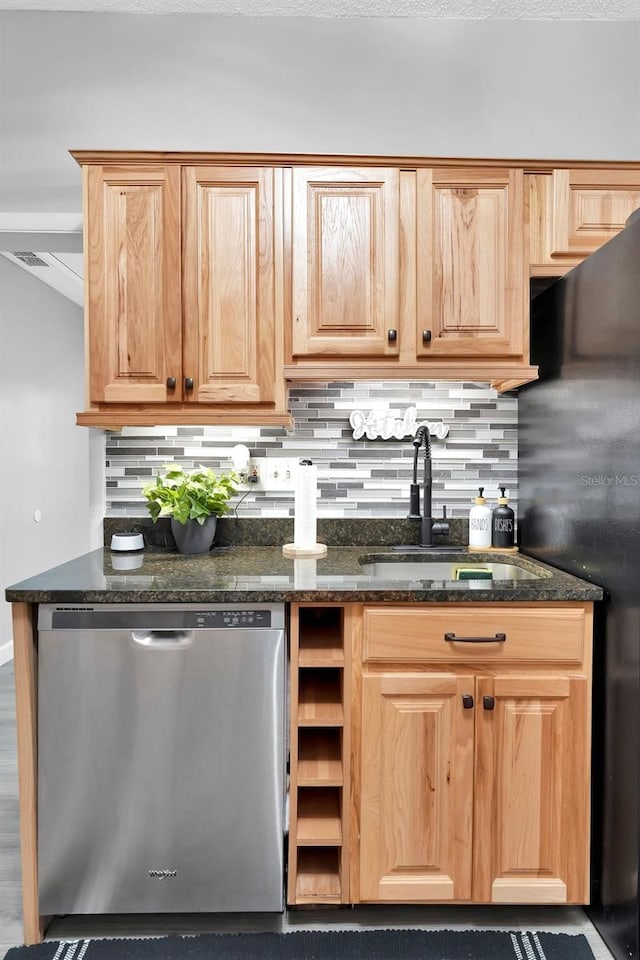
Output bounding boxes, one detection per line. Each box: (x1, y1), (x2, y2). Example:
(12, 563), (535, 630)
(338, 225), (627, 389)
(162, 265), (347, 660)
(483, 695), (495, 711)
(444, 632), (506, 644)
(462, 694), (474, 709)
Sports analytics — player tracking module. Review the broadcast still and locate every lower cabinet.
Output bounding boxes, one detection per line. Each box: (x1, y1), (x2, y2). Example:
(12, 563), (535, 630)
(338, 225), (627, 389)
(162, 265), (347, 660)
(354, 603), (593, 905)
(473, 674), (590, 904)
(359, 669), (590, 904)
(359, 672), (475, 902)
(287, 601), (593, 906)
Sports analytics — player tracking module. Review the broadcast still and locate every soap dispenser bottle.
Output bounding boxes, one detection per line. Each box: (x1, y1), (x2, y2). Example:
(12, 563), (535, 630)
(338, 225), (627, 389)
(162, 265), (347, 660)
(492, 486), (515, 548)
(469, 487), (492, 548)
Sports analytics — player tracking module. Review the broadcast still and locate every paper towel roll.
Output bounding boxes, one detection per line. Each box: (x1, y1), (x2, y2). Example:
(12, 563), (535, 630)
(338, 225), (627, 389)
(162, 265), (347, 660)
(294, 460), (317, 550)
(294, 558), (318, 590)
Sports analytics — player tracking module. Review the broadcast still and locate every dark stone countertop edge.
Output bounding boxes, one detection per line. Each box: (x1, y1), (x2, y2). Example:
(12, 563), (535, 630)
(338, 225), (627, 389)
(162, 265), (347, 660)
(5, 589), (602, 603)
(5, 589), (603, 603)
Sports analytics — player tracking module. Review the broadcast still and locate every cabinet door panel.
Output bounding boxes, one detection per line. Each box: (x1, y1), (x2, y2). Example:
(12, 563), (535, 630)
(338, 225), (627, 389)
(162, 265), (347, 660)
(292, 168), (400, 357)
(360, 673), (474, 902)
(551, 169), (640, 257)
(417, 168), (525, 357)
(86, 165), (181, 403)
(183, 167), (277, 404)
(474, 674), (590, 904)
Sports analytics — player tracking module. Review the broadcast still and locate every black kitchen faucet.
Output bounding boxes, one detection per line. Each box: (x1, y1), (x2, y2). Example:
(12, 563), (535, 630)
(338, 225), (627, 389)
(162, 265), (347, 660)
(407, 425), (450, 548)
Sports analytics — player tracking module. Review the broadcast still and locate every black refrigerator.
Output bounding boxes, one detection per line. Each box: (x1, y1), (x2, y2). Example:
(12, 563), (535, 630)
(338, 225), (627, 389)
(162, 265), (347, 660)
(519, 214), (640, 960)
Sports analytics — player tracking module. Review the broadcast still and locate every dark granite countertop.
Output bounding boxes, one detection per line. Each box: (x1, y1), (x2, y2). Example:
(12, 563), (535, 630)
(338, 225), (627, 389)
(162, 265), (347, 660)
(5, 546), (603, 603)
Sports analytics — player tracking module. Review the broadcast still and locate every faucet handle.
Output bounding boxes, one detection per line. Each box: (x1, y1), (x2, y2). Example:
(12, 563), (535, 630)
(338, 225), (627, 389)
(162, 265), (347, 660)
(432, 505), (450, 538)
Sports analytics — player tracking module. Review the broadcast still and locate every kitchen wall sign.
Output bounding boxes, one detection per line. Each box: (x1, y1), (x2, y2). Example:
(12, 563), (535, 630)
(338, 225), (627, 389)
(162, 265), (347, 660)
(349, 406), (449, 442)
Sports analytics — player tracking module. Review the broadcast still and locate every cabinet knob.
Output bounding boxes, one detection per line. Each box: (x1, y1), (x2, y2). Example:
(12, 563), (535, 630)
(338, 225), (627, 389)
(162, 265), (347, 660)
(422, 330), (432, 344)
(483, 695), (495, 711)
(184, 377), (194, 392)
(387, 329), (397, 343)
(166, 377), (176, 390)
(462, 694), (474, 709)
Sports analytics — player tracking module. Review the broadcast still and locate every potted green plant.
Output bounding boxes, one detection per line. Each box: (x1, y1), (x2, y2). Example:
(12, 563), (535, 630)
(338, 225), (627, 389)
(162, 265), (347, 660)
(142, 464), (238, 555)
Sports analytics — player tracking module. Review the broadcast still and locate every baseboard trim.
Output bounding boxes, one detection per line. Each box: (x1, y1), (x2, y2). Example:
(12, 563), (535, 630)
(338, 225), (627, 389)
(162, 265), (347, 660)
(0, 639), (14, 666)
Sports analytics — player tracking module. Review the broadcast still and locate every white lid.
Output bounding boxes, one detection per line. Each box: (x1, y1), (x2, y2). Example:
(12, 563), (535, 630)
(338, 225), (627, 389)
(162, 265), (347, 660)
(110, 532), (144, 552)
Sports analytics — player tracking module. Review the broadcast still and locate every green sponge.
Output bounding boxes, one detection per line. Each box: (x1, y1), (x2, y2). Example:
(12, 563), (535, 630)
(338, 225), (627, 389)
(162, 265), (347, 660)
(454, 567), (493, 581)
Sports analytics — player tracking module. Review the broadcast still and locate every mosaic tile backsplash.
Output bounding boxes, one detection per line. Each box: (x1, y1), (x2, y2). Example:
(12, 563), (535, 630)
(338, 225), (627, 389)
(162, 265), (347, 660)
(105, 381), (517, 520)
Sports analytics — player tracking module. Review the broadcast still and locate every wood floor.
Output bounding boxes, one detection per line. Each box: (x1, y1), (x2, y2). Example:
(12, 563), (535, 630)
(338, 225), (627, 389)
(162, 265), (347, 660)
(0, 661), (615, 958)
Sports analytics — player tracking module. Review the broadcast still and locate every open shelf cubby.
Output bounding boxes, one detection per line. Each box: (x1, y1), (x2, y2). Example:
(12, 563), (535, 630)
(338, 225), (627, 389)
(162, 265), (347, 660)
(297, 668), (344, 726)
(298, 606), (345, 666)
(298, 728), (343, 786)
(288, 603), (350, 905)
(296, 787), (343, 845)
(295, 847), (341, 902)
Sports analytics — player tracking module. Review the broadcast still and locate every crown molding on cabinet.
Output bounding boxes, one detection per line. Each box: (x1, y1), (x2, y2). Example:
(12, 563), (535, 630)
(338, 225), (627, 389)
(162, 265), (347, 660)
(69, 151), (640, 172)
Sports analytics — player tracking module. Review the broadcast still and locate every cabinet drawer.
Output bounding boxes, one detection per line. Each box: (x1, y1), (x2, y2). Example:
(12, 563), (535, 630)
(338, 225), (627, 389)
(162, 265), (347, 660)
(362, 605), (587, 664)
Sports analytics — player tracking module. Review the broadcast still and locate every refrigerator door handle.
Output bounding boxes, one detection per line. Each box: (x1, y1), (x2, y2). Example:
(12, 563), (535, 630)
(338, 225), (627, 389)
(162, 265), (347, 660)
(130, 629), (194, 649)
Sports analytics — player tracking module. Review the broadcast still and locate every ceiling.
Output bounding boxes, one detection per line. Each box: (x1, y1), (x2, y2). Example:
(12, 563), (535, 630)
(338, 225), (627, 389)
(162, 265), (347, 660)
(0, 250), (83, 304)
(0, 0), (638, 17)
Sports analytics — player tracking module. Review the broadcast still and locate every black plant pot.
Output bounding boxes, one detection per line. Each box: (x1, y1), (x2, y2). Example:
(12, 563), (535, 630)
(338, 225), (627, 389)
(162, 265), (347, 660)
(170, 516), (218, 555)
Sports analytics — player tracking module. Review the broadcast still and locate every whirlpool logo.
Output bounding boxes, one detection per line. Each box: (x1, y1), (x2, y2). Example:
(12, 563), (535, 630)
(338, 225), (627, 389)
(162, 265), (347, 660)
(148, 869), (177, 880)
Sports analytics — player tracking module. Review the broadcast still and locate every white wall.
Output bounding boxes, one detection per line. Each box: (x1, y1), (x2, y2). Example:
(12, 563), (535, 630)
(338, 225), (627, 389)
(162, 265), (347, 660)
(1, 14), (639, 211)
(0, 258), (95, 664)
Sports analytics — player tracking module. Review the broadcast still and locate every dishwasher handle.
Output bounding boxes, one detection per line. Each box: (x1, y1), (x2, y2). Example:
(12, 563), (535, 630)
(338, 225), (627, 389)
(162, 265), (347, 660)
(130, 630), (194, 650)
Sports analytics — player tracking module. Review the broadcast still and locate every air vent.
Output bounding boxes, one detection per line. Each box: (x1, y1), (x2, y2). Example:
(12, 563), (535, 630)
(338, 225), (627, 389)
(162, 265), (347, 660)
(12, 251), (49, 267)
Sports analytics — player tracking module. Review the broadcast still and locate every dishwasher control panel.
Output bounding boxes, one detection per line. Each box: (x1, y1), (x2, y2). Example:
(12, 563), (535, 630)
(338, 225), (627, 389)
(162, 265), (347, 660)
(40, 603), (285, 632)
(192, 609), (272, 628)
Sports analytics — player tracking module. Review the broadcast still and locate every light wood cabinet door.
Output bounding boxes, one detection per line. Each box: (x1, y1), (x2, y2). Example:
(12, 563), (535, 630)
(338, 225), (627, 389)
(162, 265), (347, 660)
(359, 672), (474, 902)
(291, 167), (400, 358)
(474, 674), (590, 904)
(85, 165), (182, 403)
(416, 168), (526, 358)
(182, 166), (278, 404)
(530, 169), (640, 273)
(549, 169), (640, 258)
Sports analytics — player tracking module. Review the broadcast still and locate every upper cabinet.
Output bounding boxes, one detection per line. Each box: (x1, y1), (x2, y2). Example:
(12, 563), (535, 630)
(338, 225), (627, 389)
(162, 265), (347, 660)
(286, 163), (536, 390)
(291, 167), (400, 359)
(416, 168), (525, 358)
(85, 164), (182, 405)
(182, 166), (277, 405)
(76, 157), (288, 428)
(73, 152), (640, 426)
(529, 167), (640, 275)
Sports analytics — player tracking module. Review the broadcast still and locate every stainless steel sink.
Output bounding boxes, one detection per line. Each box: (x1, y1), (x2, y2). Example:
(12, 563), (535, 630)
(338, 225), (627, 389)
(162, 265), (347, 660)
(358, 560), (542, 581)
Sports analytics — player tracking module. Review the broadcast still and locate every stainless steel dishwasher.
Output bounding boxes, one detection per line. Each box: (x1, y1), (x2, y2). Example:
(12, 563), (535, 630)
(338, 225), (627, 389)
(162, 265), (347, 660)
(37, 602), (286, 915)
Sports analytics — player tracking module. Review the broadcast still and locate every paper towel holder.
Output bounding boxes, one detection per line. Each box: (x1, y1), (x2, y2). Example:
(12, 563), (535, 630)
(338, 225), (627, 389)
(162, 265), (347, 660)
(283, 458), (328, 558)
(283, 542), (327, 558)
